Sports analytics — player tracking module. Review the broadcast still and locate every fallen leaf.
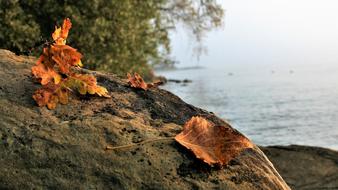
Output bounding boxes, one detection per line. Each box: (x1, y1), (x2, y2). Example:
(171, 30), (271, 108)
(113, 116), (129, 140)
(127, 73), (148, 90)
(127, 72), (162, 90)
(67, 74), (110, 97)
(32, 83), (67, 109)
(175, 116), (253, 166)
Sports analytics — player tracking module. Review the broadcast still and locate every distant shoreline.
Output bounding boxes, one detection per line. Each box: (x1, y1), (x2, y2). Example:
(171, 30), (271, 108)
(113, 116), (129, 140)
(154, 65), (205, 72)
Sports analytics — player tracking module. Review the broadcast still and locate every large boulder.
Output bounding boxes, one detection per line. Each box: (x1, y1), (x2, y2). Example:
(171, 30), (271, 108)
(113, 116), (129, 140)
(262, 145), (338, 190)
(0, 49), (290, 190)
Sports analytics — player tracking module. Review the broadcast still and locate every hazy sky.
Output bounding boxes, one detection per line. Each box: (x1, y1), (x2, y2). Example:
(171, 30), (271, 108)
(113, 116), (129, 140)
(170, 0), (338, 68)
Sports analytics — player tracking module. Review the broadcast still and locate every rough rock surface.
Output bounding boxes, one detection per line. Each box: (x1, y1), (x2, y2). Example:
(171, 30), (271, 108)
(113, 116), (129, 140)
(262, 145), (338, 190)
(0, 49), (290, 190)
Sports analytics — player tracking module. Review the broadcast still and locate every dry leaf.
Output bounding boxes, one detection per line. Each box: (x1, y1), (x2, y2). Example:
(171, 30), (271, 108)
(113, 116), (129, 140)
(52, 18), (72, 45)
(50, 44), (83, 74)
(127, 72), (162, 90)
(31, 61), (61, 85)
(175, 116), (253, 166)
(127, 72), (148, 90)
(67, 74), (110, 98)
(31, 18), (109, 109)
(32, 83), (66, 109)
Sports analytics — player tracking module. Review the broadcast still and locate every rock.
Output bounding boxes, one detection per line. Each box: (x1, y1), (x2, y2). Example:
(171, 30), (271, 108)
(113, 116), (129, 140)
(0, 49), (290, 190)
(261, 145), (338, 190)
(167, 79), (192, 84)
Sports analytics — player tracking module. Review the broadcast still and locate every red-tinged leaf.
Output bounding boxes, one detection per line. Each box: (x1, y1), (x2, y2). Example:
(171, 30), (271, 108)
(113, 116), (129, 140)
(127, 73), (162, 90)
(38, 47), (55, 68)
(175, 116), (254, 166)
(127, 72), (148, 90)
(31, 18), (109, 109)
(31, 61), (61, 85)
(32, 87), (53, 107)
(47, 94), (59, 109)
(33, 82), (70, 109)
(50, 45), (82, 74)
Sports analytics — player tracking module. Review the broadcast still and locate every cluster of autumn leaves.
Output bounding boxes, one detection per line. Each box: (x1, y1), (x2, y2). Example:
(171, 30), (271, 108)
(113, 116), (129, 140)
(31, 18), (162, 109)
(31, 19), (253, 167)
(31, 18), (109, 109)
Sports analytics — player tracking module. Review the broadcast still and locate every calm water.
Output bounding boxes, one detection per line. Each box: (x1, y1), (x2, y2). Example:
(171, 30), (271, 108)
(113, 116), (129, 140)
(157, 64), (338, 150)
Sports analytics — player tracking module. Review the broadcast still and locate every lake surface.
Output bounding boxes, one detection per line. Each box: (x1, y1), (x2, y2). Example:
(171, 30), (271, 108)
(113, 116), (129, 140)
(156, 64), (338, 150)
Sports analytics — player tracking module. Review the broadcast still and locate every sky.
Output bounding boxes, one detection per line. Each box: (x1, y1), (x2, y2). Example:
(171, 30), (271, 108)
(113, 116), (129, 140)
(170, 0), (338, 68)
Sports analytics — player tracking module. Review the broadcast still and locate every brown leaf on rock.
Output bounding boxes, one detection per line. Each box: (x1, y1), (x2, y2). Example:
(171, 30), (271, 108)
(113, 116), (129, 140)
(175, 116), (253, 166)
(127, 72), (148, 90)
(32, 83), (66, 109)
(127, 72), (162, 90)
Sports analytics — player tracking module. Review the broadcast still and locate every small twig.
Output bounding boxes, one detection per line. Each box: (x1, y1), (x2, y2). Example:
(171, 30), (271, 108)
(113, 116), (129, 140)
(18, 37), (53, 55)
(105, 137), (175, 151)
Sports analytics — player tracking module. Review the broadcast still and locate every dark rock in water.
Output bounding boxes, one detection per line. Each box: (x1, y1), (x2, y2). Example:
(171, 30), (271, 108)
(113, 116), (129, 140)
(0, 49), (290, 190)
(182, 79), (192, 83)
(261, 145), (338, 190)
(168, 79), (192, 84)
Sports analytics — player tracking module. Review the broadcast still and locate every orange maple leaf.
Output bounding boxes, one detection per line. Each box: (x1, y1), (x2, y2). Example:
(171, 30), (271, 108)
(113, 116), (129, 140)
(50, 45), (83, 74)
(32, 18), (109, 109)
(32, 83), (68, 109)
(127, 72), (162, 90)
(31, 61), (61, 85)
(37, 47), (55, 68)
(175, 116), (253, 166)
(127, 73), (148, 90)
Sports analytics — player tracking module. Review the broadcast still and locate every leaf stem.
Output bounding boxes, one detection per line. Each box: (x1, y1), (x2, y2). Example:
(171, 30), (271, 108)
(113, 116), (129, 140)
(105, 137), (175, 151)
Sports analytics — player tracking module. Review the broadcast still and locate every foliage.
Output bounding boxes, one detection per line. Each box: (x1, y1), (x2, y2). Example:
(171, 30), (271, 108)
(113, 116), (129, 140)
(127, 72), (162, 90)
(175, 116), (253, 166)
(32, 18), (109, 109)
(0, 0), (223, 77)
(0, 0), (41, 54)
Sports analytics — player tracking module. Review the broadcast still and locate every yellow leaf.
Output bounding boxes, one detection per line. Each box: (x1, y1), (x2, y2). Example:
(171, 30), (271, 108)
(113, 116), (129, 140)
(78, 83), (87, 95)
(52, 18), (72, 45)
(52, 27), (62, 43)
(76, 60), (83, 67)
(54, 74), (62, 84)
